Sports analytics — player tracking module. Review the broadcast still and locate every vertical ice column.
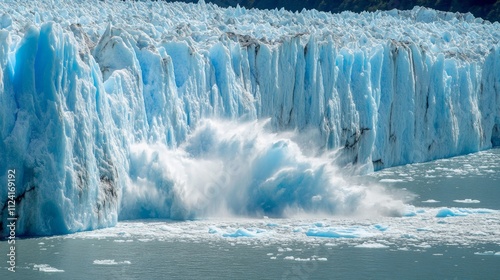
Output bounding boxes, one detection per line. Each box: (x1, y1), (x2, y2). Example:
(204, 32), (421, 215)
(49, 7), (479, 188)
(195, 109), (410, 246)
(481, 46), (500, 147)
(0, 23), (120, 236)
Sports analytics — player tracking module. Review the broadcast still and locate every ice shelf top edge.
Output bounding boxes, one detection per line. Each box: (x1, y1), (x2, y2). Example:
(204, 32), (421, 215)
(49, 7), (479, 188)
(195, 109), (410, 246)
(1, 1), (498, 62)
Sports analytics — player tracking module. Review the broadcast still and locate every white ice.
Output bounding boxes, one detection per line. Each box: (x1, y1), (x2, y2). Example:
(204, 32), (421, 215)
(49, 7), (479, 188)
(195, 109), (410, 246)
(33, 264), (64, 273)
(57, 207), (500, 253)
(453, 199), (481, 204)
(93, 260), (131, 265)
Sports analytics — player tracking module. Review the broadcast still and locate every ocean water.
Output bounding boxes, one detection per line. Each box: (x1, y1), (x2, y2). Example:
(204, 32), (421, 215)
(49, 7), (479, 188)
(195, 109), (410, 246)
(1, 149), (499, 279)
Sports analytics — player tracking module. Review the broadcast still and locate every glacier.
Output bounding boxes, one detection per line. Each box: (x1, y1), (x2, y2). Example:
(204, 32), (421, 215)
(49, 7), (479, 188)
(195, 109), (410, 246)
(0, 0), (499, 236)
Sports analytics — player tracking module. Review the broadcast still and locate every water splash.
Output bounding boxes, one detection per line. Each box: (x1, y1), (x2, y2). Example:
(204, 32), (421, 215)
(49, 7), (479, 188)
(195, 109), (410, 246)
(122, 119), (407, 220)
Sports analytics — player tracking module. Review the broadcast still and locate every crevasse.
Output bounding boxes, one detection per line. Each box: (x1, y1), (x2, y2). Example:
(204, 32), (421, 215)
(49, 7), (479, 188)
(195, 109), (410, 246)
(0, 1), (499, 236)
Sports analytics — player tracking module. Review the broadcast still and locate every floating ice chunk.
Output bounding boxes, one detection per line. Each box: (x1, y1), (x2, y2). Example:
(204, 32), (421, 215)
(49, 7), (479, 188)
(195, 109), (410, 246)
(403, 211), (417, 217)
(374, 224), (389, 231)
(422, 200), (440, 203)
(415, 243), (432, 248)
(222, 228), (255, 238)
(277, 247), (293, 252)
(472, 209), (496, 214)
(306, 228), (360, 239)
(436, 208), (469, 217)
(208, 227), (219, 234)
(453, 199), (480, 204)
(401, 234), (417, 239)
(436, 208), (496, 217)
(314, 222), (329, 227)
(474, 251), (495, 256)
(34, 264), (64, 273)
(93, 260), (131, 265)
(355, 242), (389, 249)
(379, 179), (405, 183)
(403, 206), (422, 217)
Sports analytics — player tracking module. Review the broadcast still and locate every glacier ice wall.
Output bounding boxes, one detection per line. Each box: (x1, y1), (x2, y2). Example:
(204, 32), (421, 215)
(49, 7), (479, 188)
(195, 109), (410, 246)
(0, 1), (499, 236)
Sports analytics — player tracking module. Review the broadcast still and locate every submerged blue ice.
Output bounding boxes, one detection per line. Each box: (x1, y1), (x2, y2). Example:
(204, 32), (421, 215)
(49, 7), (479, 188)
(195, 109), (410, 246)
(0, 1), (499, 236)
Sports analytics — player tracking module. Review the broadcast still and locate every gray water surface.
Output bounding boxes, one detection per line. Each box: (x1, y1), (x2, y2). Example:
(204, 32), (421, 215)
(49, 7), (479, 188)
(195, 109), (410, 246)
(2, 238), (500, 280)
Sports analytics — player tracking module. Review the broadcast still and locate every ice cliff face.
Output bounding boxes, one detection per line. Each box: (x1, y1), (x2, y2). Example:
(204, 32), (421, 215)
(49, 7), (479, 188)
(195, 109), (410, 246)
(0, 1), (499, 236)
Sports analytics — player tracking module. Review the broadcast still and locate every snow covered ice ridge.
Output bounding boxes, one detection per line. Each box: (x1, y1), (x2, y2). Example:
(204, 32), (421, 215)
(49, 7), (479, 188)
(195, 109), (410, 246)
(0, 0), (499, 235)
